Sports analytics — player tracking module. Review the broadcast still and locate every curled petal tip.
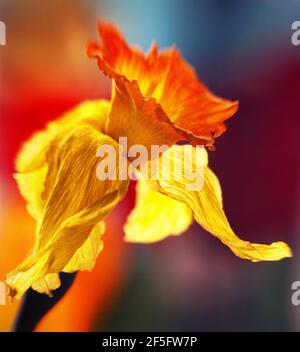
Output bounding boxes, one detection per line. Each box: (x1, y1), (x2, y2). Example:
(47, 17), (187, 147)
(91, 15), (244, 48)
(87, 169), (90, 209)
(271, 241), (293, 259)
(86, 40), (99, 58)
(235, 241), (292, 262)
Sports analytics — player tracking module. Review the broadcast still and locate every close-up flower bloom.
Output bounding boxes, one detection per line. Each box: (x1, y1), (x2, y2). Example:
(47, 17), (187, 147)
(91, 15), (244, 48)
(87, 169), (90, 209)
(5, 22), (292, 301)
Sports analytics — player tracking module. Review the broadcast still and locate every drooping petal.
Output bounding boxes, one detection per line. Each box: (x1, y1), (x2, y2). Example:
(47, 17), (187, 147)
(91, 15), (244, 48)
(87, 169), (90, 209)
(143, 145), (292, 261)
(31, 273), (61, 295)
(14, 166), (48, 220)
(124, 179), (193, 243)
(87, 22), (238, 147)
(63, 222), (105, 272)
(14, 100), (111, 222)
(31, 223), (105, 296)
(7, 110), (129, 298)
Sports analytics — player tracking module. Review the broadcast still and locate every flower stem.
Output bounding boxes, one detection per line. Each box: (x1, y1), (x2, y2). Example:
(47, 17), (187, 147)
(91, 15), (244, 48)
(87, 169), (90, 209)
(12, 272), (77, 332)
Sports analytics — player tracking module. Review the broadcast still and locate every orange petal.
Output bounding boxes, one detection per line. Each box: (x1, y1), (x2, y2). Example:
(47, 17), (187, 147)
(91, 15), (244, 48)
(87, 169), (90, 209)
(106, 78), (183, 151)
(87, 22), (238, 148)
(87, 25), (182, 150)
(152, 49), (239, 146)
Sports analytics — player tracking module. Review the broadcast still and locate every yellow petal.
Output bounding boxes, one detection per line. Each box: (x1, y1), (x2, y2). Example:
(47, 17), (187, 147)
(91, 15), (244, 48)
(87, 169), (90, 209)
(124, 179), (193, 243)
(14, 166), (48, 220)
(64, 221), (105, 272)
(144, 145), (292, 262)
(14, 100), (111, 222)
(30, 223), (105, 296)
(16, 100), (110, 174)
(7, 126), (129, 299)
(31, 273), (61, 296)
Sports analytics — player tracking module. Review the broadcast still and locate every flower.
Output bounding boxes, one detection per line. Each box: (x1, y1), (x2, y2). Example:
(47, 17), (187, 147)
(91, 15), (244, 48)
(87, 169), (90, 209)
(6, 22), (292, 299)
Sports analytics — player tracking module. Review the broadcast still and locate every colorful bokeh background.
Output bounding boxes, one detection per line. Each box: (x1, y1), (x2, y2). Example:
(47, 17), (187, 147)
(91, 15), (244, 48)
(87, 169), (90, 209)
(1, 0), (300, 331)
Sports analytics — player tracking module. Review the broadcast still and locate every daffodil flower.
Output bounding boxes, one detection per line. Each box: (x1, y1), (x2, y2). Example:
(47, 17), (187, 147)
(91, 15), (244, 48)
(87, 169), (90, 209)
(6, 23), (292, 299)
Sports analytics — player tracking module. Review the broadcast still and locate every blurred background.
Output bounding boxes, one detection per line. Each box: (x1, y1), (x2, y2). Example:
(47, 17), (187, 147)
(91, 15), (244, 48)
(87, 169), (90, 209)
(1, 0), (300, 331)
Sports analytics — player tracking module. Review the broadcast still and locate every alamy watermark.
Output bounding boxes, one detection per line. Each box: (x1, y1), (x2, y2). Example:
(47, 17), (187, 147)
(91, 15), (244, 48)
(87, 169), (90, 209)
(0, 21), (6, 45)
(96, 137), (205, 191)
(291, 281), (300, 306)
(0, 281), (6, 305)
(291, 21), (300, 46)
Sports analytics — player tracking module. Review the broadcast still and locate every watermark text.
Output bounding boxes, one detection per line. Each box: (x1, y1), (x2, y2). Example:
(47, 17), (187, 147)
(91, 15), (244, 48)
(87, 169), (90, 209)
(0, 21), (6, 45)
(291, 21), (300, 46)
